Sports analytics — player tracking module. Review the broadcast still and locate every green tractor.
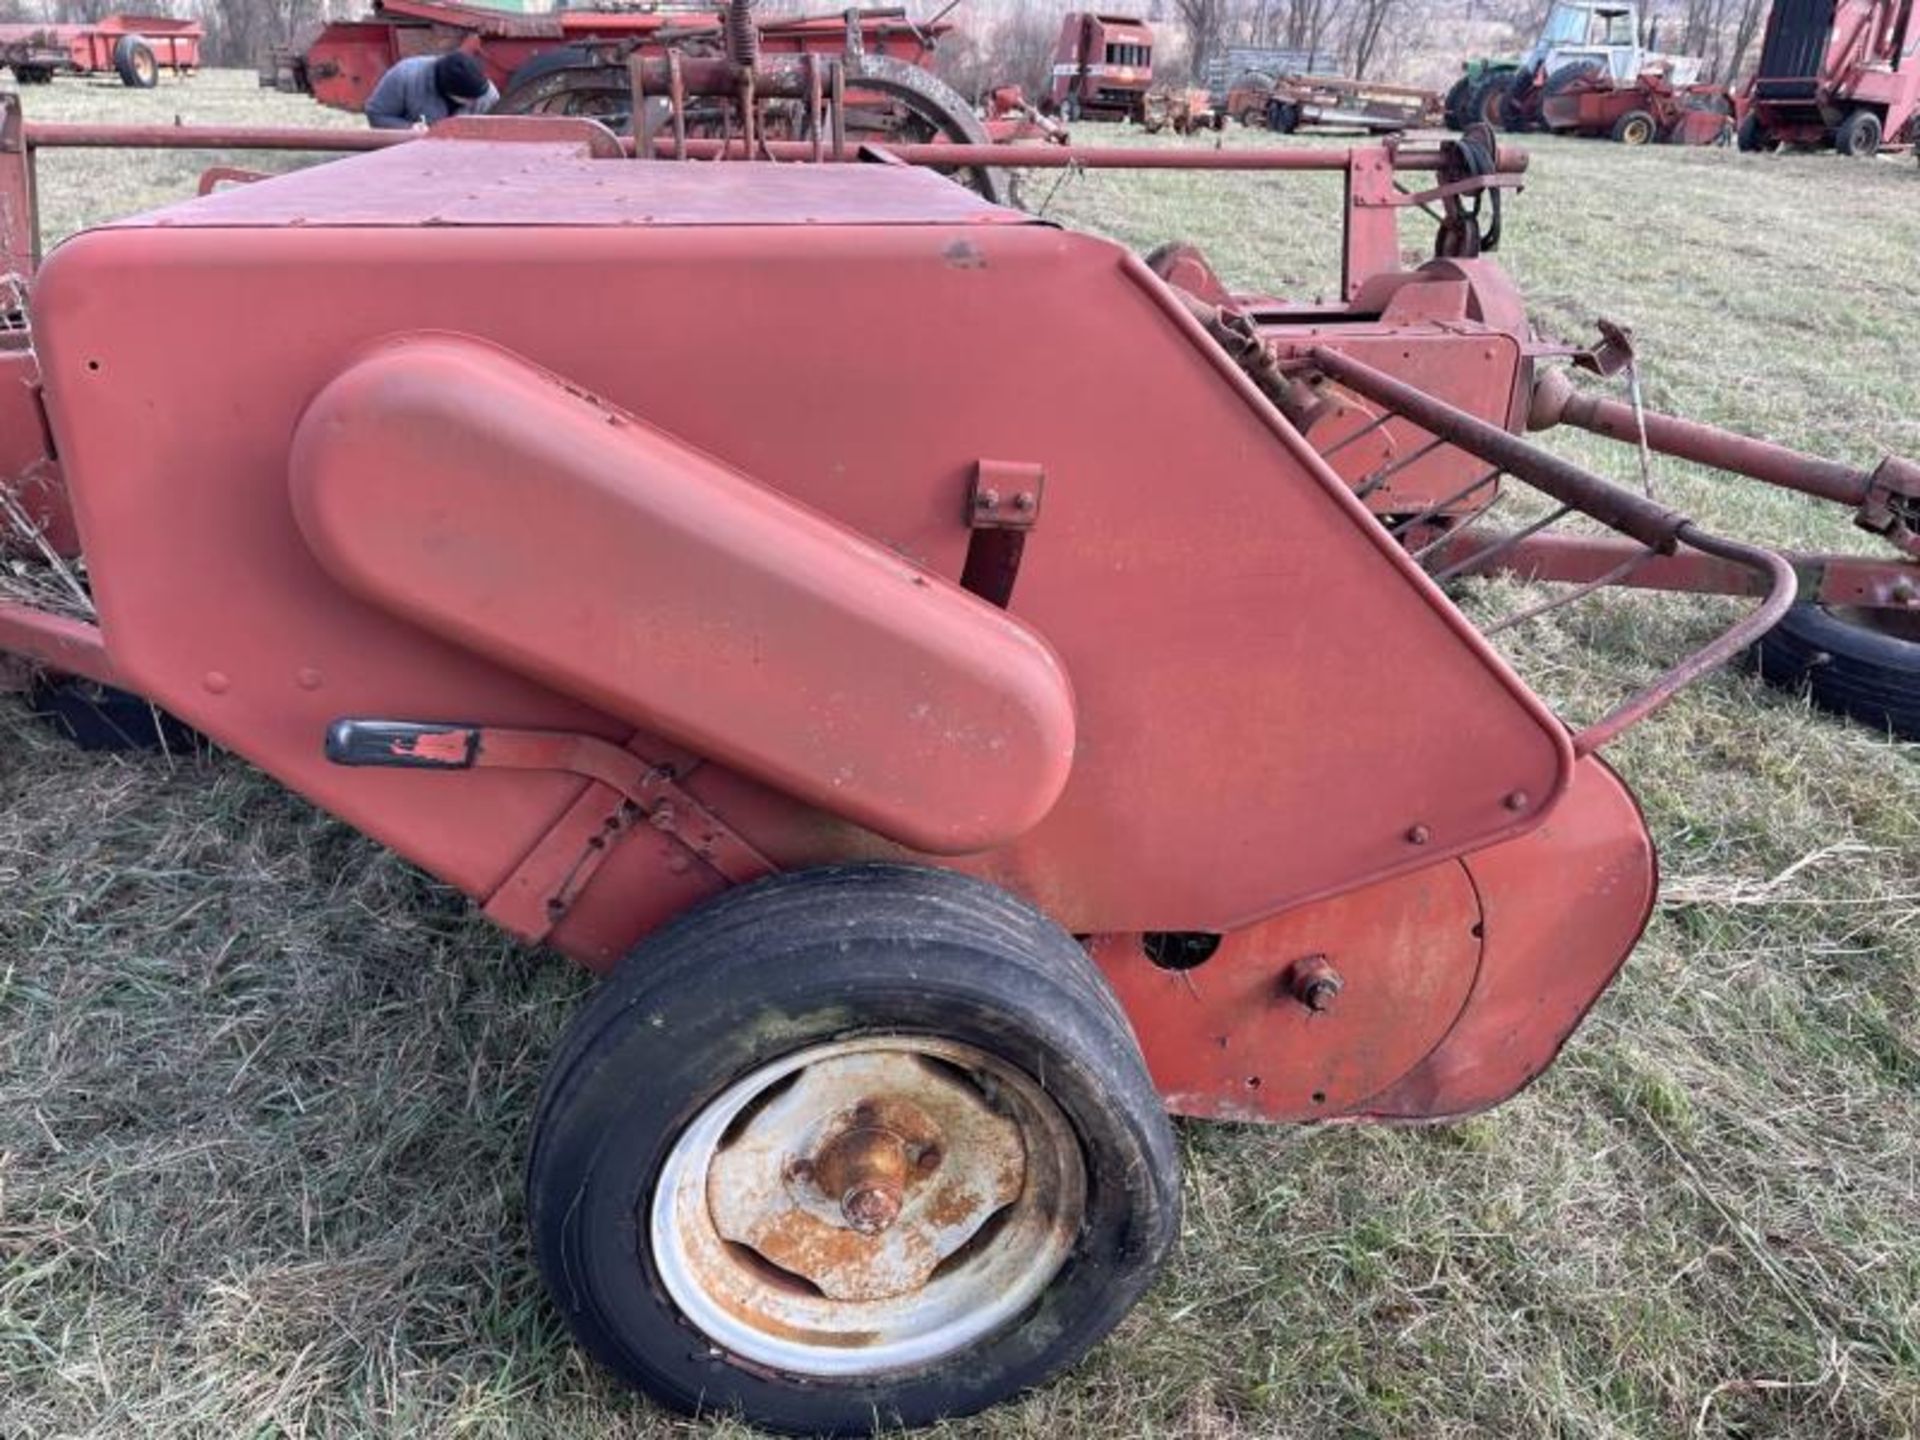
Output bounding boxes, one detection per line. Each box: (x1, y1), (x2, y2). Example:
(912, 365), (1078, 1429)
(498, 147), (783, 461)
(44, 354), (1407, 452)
(1444, 57), (1524, 129)
(1444, 1), (1699, 130)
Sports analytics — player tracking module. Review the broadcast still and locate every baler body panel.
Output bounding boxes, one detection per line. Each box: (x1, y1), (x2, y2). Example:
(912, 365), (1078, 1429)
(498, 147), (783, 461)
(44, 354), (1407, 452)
(33, 142), (1573, 959)
(289, 334), (1079, 857)
(1092, 754), (1655, 1123)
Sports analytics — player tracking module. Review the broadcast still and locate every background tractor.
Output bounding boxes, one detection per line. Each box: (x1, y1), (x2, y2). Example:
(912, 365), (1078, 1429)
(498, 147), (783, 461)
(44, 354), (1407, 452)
(1445, 0), (1706, 132)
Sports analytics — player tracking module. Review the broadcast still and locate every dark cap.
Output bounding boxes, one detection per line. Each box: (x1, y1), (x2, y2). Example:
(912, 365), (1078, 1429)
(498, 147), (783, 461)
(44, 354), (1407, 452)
(434, 50), (490, 102)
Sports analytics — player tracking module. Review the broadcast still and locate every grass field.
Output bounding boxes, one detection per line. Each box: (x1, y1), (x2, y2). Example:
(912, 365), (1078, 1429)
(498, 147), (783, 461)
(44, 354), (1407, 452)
(3, 69), (1919, 1439)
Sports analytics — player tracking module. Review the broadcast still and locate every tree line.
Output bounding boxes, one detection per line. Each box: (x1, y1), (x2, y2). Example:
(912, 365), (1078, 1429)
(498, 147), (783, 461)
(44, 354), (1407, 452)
(3, 0), (1783, 95)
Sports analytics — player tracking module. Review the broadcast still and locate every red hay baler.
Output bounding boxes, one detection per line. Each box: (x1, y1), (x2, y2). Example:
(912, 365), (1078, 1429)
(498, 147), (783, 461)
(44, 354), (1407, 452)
(2, 98), (1918, 1435)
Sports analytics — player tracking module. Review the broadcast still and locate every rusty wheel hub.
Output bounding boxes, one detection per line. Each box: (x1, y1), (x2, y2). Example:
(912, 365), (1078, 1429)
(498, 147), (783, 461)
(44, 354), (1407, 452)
(650, 1036), (1084, 1376)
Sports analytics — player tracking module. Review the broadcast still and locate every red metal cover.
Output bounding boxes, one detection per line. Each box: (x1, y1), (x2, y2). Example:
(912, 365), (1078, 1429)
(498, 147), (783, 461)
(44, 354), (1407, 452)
(35, 146), (1573, 953)
(291, 335), (1077, 856)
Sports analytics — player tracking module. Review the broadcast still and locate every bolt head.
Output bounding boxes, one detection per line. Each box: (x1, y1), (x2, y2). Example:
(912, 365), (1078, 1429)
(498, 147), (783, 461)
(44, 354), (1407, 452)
(1504, 790), (1530, 812)
(842, 1183), (902, 1234)
(1406, 823), (1431, 845)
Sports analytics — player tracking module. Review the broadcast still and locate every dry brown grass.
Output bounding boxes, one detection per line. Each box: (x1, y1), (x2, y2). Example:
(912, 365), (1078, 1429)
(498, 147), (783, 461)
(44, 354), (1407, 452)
(3, 71), (1919, 1440)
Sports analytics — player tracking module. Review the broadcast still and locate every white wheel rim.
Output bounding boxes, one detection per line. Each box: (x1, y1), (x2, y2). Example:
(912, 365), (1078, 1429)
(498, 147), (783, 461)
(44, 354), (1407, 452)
(649, 1035), (1086, 1378)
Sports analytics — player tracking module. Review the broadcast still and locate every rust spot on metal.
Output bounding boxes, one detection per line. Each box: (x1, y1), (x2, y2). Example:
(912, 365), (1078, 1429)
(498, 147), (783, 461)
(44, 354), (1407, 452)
(942, 238), (986, 269)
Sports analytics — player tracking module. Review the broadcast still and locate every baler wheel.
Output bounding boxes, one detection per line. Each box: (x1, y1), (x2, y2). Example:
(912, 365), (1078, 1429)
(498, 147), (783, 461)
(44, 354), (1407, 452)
(526, 864), (1180, 1433)
(496, 47), (1010, 205)
(1750, 604), (1920, 740)
(1835, 109), (1883, 157)
(1611, 110), (1657, 146)
(1737, 111), (1769, 151)
(114, 36), (157, 89)
(498, 45), (635, 129)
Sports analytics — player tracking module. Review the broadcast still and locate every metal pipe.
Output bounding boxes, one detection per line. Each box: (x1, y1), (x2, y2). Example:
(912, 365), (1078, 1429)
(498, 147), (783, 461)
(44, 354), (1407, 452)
(24, 122), (402, 151)
(1427, 529), (1920, 610)
(1309, 345), (1690, 552)
(18, 120), (1527, 176)
(1573, 525), (1796, 754)
(1528, 367), (1871, 507)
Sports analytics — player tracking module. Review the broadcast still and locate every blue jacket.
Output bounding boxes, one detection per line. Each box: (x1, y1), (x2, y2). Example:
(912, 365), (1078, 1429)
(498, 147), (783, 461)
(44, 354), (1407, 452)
(365, 55), (499, 130)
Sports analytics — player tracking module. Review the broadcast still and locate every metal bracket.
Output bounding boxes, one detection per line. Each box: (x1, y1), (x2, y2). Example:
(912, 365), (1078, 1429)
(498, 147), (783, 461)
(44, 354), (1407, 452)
(1859, 455), (1920, 556)
(1572, 318), (1636, 378)
(327, 719), (774, 940)
(962, 460), (1044, 609)
(967, 459), (1044, 530)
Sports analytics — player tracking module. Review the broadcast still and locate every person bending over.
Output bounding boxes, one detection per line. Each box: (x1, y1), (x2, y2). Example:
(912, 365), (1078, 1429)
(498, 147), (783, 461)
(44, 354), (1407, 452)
(365, 51), (498, 130)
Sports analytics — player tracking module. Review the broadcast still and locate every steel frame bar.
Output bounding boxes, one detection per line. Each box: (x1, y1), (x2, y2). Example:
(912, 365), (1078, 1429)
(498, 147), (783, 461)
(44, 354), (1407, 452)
(1430, 530), (1920, 610)
(1529, 369), (1871, 507)
(1387, 466), (1504, 538)
(0, 600), (118, 686)
(1311, 346), (1690, 551)
(1304, 346), (1801, 747)
(1574, 527), (1795, 754)
(15, 121), (1526, 174)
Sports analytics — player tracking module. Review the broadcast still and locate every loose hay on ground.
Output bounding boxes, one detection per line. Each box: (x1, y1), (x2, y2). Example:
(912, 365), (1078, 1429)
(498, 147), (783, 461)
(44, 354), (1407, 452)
(2, 73), (1917, 1439)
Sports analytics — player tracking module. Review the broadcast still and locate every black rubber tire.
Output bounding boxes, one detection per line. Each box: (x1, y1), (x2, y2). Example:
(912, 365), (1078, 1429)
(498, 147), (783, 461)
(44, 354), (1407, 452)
(1265, 97), (1300, 133)
(1500, 80), (1538, 133)
(527, 864), (1182, 1435)
(1749, 604), (1920, 739)
(1611, 109), (1657, 145)
(113, 35), (157, 89)
(1443, 75), (1473, 130)
(1737, 110), (1768, 151)
(13, 64), (52, 84)
(1544, 59), (1605, 97)
(1467, 70), (1515, 129)
(1835, 108), (1882, 157)
(502, 43), (595, 97)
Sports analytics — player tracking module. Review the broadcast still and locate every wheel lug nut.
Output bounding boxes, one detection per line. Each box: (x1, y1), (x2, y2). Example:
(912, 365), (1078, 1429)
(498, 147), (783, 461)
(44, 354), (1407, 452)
(786, 1158), (815, 1184)
(916, 1146), (943, 1173)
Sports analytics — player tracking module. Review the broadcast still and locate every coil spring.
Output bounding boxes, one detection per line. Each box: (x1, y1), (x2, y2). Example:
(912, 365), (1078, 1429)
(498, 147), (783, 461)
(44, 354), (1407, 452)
(726, 0), (759, 68)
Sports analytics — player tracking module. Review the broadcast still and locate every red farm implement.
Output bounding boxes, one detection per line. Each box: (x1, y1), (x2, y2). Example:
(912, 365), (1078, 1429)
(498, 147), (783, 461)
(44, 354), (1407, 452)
(1538, 63), (1735, 143)
(1249, 72), (1443, 135)
(265, 0), (947, 125)
(2, 86), (1918, 1435)
(0, 14), (199, 88)
(1740, 0), (1920, 154)
(1046, 10), (1153, 122)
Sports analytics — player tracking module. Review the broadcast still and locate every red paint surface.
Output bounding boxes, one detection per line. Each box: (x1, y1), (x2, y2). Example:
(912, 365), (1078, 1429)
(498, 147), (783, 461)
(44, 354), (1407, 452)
(4, 137), (1669, 1123)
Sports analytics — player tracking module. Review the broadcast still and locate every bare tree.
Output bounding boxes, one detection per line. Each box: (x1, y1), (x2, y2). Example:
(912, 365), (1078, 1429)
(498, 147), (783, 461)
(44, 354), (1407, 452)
(48, 0), (135, 22)
(1727, 0), (1768, 78)
(1343, 0), (1402, 77)
(933, 2), (1065, 101)
(1172, 0), (1229, 80)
